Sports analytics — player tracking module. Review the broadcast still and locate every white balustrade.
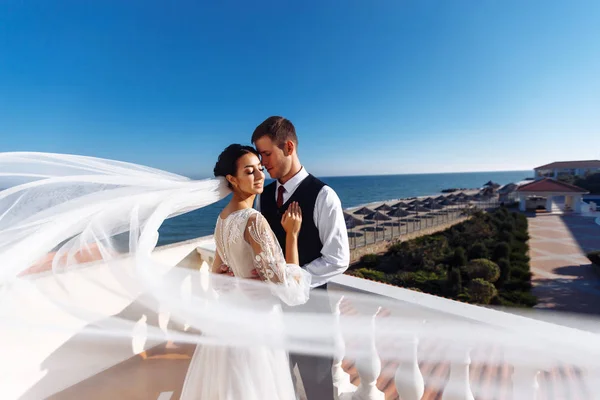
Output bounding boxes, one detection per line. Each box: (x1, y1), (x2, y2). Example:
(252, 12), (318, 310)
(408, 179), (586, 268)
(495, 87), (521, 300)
(190, 244), (596, 400)
(331, 295), (357, 400)
(511, 365), (540, 400)
(395, 334), (424, 400)
(350, 306), (385, 400)
(441, 347), (474, 400)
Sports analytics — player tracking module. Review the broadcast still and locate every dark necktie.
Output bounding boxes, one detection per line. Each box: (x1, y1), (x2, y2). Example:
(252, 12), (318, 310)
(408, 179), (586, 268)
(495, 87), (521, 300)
(277, 185), (285, 208)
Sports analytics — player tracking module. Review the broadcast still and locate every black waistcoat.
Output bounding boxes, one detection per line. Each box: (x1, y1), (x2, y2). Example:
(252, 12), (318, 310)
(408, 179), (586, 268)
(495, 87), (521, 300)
(260, 174), (325, 268)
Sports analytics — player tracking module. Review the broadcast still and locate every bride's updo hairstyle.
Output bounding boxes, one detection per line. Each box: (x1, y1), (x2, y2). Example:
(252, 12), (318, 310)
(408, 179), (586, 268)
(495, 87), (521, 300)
(214, 144), (261, 189)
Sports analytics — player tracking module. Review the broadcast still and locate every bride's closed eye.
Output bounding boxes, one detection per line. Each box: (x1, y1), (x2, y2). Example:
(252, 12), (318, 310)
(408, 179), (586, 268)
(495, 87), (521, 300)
(246, 167), (264, 175)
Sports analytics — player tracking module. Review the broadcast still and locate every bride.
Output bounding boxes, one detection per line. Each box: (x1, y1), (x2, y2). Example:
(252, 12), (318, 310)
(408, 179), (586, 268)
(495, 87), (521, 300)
(180, 144), (312, 400)
(0, 149), (311, 400)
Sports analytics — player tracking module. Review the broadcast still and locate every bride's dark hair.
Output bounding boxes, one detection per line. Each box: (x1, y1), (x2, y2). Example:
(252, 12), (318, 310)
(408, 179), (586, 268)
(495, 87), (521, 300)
(214, 144), (260, 188)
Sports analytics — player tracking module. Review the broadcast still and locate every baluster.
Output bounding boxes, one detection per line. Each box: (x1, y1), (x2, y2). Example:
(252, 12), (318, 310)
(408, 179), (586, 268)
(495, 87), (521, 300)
(158, 305), (171, 341)
(132, 314), (148, 359)
(441, 347), (474, 400)
(331, 295), (357, 400)
(180, 275), (192, 331)
(512, 365), (540, 400)
(395, 334), (424, 400)
(352, 307), (385, 400)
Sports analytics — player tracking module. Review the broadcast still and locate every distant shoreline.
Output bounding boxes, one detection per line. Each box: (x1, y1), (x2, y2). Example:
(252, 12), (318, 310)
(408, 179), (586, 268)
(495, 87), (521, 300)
(344, 188), (480, 212)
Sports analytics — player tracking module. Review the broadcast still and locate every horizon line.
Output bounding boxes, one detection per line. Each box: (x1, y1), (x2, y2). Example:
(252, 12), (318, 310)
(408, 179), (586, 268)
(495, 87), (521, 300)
(316, 168), (533, 179)
(188, 168), (533, 180)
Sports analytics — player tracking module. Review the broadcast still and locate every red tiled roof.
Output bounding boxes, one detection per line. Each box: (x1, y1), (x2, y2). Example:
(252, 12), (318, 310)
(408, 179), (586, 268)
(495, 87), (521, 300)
(516, 178), (589, 193)
(535, 160), (600, 170)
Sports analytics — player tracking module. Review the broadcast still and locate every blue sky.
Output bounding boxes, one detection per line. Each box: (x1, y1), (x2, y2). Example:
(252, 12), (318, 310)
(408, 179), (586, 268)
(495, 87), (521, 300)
(1, 1), (599, 178)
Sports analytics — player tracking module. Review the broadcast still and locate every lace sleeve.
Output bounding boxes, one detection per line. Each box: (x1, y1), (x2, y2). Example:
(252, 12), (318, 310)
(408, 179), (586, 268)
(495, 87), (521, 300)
(245, 213), (311, 306)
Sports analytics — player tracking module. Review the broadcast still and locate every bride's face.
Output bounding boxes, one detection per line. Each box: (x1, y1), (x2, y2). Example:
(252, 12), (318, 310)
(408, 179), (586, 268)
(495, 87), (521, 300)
(229, 153), (265, 195)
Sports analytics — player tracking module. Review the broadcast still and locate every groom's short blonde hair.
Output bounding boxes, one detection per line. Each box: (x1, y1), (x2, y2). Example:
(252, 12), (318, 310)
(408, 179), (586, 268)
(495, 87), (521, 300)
(251, 116), (298, 148)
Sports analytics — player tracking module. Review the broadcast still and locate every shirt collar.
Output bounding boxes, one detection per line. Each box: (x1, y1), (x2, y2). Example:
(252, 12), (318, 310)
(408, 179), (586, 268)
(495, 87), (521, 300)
(276, 167), (309, 194)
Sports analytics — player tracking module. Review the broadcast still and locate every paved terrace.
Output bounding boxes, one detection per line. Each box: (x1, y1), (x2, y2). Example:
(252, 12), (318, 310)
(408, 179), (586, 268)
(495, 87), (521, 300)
(528, 214), (600, 316)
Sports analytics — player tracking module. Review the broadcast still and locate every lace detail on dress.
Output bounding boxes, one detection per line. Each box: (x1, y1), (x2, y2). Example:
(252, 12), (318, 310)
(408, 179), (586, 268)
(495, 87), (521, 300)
(215, 208), (254, 267)
(247, 213), (286, 284)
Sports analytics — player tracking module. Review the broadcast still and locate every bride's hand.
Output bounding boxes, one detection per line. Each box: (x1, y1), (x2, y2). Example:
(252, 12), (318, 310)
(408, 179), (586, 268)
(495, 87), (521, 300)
(281, 202), (302, 236)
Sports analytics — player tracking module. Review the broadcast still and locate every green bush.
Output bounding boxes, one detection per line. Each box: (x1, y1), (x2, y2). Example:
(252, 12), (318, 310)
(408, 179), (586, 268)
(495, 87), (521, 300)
(510, 267), (532, 281)
(349, 206), (535, 308)
(500, 291), (537, 307)
(504, 279), (532, 291)
(492, 242), (511, 262)
(457, 292), (471, 302)
(587, 251), (600, 265)
(360, 254), (380, 268)
(448, 267), (462, 294)
(347, 269), (364, 278)
(392, 270), (445, 294)
(513, 230), (529, 242)
(469, 278), (498, 305)
(469, 242), (488, 260)
(497, 258), (511, 286)
(355, 268), (387, 282)
(510, 250), (530, 264)
(464, 259), (500, 283)
(498, 230), (513, 244)
(499, 222), (514, 233)
(450, 247), (467, 268)
(573, 172), (600, 194)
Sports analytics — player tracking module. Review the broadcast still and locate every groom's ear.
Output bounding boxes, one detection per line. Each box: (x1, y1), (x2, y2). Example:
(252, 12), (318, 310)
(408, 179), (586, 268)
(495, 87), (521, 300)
(283, 140), (295, 156)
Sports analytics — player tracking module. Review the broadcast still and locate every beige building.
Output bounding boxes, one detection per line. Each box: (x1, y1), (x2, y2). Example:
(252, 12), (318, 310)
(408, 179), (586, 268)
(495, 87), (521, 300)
(534, 160), (600, 180)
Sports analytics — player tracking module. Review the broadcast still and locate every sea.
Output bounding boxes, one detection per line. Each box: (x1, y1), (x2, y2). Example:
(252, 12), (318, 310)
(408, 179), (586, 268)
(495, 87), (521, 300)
(158, 170), (532, 246)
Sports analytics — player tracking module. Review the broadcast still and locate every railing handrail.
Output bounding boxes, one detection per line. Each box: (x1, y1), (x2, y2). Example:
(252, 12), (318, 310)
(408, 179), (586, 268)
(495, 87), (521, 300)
(195, 241), (600, 360)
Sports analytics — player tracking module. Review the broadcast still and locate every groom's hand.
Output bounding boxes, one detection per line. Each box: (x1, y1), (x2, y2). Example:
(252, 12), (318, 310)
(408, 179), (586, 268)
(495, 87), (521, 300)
(216, 264), (234, 276)
(249, 268), (263, 280)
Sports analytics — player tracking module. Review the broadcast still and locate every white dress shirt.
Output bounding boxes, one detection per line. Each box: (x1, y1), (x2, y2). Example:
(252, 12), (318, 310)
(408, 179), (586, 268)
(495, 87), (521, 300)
(255, 167), (350, 288)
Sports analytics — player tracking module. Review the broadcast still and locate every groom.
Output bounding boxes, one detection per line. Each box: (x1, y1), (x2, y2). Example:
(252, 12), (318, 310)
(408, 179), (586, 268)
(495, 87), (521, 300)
(252, 116), (350, 399)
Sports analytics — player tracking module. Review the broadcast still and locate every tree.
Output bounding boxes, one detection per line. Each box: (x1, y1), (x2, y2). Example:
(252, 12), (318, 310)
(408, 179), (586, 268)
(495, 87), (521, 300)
(360, 254), (380, 268)
(464, 259), (500, 283)
(492, 242), (511, 262)
(497, 258), (511, 287)
(469, 242), (488, 260)
(469, 278), (498, 304)
(448, 267), (462, 295)
(450, 247), (467, 268)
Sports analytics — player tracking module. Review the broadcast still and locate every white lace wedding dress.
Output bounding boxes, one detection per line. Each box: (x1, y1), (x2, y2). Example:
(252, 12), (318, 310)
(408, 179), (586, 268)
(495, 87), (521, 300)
(180, 208), (311, 400)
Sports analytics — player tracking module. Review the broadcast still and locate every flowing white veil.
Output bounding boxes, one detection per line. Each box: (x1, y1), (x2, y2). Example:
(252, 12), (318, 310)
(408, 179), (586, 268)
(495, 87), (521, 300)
(2, 151), (600, 400)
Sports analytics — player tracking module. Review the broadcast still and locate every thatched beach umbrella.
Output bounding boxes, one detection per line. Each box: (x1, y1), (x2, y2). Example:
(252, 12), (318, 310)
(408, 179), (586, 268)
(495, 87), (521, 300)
(353, 206), (375, 215)
(364, 211), (392, 241)
(364, 211), (392, 221)
(347, 231), (364, 238)
(344, 212), (371, 247)
(387, 208), (410, 218)
(439, 198), (458, 207)
(483, 180), (501, 189)
(391, 201), (409, 209)
(425, 202), (444, 210)
(407, 205), (431, 213)
(344, 212), (368, 229)
(374, 203), (394, 212)
(435, 195), (446, 202)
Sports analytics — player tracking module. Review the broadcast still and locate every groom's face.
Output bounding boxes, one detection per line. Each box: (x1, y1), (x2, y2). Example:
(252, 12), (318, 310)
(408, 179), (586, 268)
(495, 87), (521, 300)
(254, 136), (291, 181)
